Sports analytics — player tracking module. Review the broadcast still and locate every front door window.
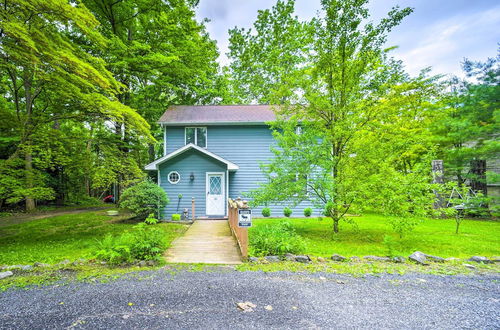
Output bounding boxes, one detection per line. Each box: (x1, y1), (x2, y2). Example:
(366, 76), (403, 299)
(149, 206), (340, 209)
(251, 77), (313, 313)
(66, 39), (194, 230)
(209, 176), (222, 195)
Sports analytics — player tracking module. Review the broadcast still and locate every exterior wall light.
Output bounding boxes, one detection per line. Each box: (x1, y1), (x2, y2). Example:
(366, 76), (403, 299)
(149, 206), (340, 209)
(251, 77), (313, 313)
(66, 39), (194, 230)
(190, 173), (195, 181)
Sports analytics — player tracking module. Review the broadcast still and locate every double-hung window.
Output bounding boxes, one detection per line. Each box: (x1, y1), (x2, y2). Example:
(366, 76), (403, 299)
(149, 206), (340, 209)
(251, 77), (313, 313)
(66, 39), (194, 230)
(185, 127), (207, 148)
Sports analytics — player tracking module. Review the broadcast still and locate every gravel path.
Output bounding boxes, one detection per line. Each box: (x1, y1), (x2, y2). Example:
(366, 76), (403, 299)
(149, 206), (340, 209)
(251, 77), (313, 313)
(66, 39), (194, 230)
(0, 269), (498, 329)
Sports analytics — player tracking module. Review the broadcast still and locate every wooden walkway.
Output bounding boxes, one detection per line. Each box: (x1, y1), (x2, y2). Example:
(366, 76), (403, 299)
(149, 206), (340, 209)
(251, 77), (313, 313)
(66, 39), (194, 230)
(164, 220), (242, 264)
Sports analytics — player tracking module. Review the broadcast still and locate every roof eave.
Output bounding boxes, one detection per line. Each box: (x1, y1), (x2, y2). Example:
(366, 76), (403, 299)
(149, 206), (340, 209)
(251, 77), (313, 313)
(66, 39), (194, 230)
(144, 143), (239, 171)
(158, 121), (271, 126)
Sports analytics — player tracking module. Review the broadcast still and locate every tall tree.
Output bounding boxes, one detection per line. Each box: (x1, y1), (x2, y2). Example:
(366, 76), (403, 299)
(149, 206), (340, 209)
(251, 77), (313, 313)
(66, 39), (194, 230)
(227, 0), (313, 103)
(0, 0), (151, 210)
(83, 0), (225, 139)
(434, 53), (499, 191)
(81, 0), (227, 200)
(249, 0), (441, 233)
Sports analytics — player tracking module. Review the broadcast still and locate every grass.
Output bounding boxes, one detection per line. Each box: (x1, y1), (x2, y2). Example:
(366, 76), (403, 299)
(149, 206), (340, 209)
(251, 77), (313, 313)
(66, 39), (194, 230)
(0, 209), (188, 265)
(1, 211), (498, 291)
(0, 200), (108, 218)
(250, 214), (500, 258)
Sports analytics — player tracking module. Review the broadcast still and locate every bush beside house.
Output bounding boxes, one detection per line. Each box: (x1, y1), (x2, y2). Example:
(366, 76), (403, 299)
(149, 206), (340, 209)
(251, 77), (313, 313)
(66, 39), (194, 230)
(119, 180), (169, 218)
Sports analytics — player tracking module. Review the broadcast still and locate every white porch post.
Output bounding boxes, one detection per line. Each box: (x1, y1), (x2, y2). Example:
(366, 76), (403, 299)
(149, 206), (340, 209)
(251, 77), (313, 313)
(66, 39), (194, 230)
(226, 169), (229, 217)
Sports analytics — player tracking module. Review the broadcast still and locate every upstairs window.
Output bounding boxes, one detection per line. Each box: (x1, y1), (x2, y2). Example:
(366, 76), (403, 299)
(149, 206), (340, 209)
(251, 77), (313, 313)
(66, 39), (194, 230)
(185, 127), (207, 148)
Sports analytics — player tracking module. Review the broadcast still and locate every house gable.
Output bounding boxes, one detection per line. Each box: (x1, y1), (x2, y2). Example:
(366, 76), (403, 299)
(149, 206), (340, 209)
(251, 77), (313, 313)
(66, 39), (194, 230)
(145, 143), (239, 171)
(158, 148), (228, 217)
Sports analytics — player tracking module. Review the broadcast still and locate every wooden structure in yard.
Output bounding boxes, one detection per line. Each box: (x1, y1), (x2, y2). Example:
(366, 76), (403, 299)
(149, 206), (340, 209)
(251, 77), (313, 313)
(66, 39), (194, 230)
(228, 198), (249, 259)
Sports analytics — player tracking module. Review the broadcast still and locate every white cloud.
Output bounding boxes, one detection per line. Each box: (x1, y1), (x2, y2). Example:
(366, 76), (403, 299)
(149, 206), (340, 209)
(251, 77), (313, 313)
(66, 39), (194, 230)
(391, 6), (500, 77)
(195, 1), (500, 76)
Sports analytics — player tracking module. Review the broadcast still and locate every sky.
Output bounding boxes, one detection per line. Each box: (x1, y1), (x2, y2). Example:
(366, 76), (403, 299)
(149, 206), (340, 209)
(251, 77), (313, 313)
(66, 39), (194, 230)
(195, 0), (500, 77)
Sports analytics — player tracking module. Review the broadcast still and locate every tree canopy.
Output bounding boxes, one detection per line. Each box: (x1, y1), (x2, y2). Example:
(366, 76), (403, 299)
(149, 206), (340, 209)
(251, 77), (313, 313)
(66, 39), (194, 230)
(0, 0), (496, 224)
(246, 0), (462, 232)
(0, 0), (223, 210)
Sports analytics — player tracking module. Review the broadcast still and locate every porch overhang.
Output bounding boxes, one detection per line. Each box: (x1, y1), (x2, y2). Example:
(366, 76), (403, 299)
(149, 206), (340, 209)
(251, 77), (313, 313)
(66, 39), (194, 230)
(144, 143), (239, 171)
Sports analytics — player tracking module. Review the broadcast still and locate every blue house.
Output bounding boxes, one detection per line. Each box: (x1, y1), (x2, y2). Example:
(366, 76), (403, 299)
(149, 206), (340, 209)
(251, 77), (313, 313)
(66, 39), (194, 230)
(145, 105), (316, 219)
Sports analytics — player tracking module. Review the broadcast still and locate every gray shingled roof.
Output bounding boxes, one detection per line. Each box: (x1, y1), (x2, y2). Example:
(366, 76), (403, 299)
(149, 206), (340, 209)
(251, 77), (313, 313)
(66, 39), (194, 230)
(158, 105), (277, 125)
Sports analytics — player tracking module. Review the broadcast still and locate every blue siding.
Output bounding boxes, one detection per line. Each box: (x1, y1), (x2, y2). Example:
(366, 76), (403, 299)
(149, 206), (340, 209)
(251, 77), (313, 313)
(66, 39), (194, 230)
(162, 125), (319, 217)
(158, 149), (227, 219)
(165, 127), (185, 154)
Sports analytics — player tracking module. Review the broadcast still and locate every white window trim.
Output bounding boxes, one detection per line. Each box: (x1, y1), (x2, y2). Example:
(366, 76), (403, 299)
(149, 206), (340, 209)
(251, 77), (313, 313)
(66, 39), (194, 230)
(184, 127), (207, 148)
(167, 171), (180, 184)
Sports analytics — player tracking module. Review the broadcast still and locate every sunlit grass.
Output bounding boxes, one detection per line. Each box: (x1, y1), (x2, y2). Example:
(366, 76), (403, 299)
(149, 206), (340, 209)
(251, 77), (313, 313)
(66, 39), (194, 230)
(251, 214), (500, 258)
(0, 210), (188, 265)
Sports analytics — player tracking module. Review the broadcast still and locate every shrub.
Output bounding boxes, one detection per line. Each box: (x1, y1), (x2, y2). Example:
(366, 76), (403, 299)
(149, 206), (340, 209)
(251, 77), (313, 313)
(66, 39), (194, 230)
(323, 201), (334, 217)
(145, 213), (158, 225)
(95, 223), (167, 265)
(172, 214), (181, 221)
(129, 223), (167, 261)
(95, 233), (134, 265)
(250, 220), (306, 256)
(119, 180), (169, 218)
(283, 207), (292, 217)
(303, 207), (312, 217)
(261, 207), (271, 217)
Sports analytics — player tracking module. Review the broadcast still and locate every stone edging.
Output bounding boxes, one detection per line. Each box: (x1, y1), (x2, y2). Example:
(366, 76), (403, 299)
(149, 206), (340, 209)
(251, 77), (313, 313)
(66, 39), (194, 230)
(248, 252), (500, 267)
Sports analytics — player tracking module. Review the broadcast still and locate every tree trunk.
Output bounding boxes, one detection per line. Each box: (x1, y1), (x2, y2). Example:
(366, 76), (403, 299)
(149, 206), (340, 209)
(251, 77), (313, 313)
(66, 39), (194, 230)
(85, 137), (92, 197)
(329, 208), (340, 233)
(333, 218), (339, 233)
(23, 70), (35, 211)
(148, 144), (155, 162)
(25, 149), (35, 212)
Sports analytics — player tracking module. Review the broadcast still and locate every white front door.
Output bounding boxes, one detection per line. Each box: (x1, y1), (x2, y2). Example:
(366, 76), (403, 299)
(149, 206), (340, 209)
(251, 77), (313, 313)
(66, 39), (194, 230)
(206, 172), (225, 215)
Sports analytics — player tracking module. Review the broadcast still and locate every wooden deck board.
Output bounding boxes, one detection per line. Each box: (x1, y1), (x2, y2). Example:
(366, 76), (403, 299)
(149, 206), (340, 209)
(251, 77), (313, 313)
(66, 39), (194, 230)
(164, 220), (242, 264)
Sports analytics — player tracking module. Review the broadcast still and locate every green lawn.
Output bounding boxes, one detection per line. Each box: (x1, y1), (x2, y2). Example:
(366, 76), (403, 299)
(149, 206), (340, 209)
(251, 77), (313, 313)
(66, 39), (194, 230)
(250, 215), (500, 258)
(0, 210), (188, 265)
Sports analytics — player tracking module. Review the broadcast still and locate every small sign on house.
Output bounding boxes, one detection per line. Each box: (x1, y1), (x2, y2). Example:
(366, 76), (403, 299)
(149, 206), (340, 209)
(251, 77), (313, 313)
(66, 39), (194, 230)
(238, 209), (252, 227)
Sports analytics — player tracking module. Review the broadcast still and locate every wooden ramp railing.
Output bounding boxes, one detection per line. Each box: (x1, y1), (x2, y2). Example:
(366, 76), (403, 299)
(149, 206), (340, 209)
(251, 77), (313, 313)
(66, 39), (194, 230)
(228, 198), (249, 259)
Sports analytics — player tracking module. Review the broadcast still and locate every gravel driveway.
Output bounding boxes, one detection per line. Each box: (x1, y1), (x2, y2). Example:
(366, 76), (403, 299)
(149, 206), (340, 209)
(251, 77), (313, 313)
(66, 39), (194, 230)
(0, 269), (498, 329)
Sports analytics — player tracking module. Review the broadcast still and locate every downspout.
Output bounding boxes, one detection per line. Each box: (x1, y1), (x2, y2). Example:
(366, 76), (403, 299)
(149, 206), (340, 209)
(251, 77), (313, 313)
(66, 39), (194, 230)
(163, 124), (167, 156)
